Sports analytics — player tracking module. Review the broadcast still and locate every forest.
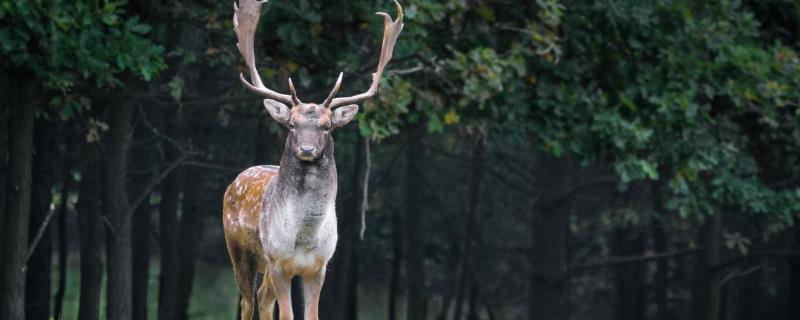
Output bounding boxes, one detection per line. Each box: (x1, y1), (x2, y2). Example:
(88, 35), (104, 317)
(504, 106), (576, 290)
(1, 0), (800, 319)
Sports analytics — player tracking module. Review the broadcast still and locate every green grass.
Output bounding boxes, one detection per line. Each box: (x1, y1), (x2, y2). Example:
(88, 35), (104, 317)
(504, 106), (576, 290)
(52, 261), (239, 320)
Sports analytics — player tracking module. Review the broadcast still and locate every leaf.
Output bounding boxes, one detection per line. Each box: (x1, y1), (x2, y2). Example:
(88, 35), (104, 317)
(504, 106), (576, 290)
(169, 76), (184, 102)
(443, 109), (460, 125)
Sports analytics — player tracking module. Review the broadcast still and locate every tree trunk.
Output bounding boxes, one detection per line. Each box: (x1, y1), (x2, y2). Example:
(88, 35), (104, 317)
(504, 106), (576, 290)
(389, 205), (403, 320)
(53, 151), (74, 319)
(53, 123), (77, 319)
(405, 121), (426, 320)
(158, 106), (184, 320)
(528, 205), (568, 320)
(104, 102), (135, 320)
(528, 155), (571, 320)
(132, 201), (152, 320)
(613, 229), (646, 320)
(0, 70), (36, 320)
(330, 134), (364, 320)
(692, 211), (722, 320)
(255, 117), (281, 164)
(26, 118), (57, 320)
(0, 68), (9, 267)
(444, 138), (485, 320)
(174, 167), (205, 320)
(131, 106), (157, 320)
(789, 225), (800, 320)
(77, 115), (105, 320)
(651, 181), (669, 320)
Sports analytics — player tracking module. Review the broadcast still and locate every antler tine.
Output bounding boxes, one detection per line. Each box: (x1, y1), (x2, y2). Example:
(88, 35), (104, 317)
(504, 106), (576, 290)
(233, 0), (294, 105)
(322, 72), (344, 108)
(327, 0), (404, 109)
(288, 78), (301, 105)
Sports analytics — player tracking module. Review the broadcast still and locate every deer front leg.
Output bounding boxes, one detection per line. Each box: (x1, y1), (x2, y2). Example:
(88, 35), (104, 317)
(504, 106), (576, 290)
(302, 271), (326, 320)
(271, 265), (294, 320)
(258, 271), (277, 320)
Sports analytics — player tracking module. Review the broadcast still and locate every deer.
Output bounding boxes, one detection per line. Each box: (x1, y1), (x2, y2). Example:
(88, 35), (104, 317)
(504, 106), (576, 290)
(222, 0), (403, 319)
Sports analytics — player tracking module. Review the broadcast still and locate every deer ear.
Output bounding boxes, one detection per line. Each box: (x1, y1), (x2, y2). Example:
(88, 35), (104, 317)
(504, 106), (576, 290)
(263, 99), (291, 125)
(332, 104), (359, 128)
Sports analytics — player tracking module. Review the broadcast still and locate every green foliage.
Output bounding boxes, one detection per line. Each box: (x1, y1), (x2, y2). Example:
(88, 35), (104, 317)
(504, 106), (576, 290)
(0, 0), (165, 112)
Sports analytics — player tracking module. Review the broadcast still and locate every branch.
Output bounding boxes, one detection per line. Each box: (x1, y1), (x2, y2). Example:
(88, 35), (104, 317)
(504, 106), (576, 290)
(719, 264), (762, 288)
(387, 63), (425, 76)
(359, 137), (371, 241)
(569, 248), (705, 273)
(25, 208), (59, 263)
(137, 104), (188, 152)
(125, 151), (192, 217)
(182, 161), (244, 173)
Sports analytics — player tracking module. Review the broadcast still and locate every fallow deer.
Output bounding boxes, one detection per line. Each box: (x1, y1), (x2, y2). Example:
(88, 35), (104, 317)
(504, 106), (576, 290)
(222, 1), (404, 319)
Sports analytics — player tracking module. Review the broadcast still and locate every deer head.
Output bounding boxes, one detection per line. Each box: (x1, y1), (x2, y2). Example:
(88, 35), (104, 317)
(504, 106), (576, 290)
(234, 0), (404, 162)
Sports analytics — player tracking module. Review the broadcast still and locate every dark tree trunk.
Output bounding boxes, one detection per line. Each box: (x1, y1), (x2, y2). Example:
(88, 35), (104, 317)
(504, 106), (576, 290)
(53, 149), (74, 319)
(104, 102), (135, 320)
(131, 106), (157, 320)
(158, 104), (184, 320)
(528, 205), (568, 320)
(0, 69), (9, 267)
(445, 138), (485, 320)
(613, 184), (647, 320)
(0, 70), (36, 320)
(528, 155), (572, 320)
(291, 278), (304, 320)
(26, 118), (57, 320)
(255, 117), (281, 164)
(466, 283), (478, 320)
(328, 134), (364, 320)
(174, 167), (205, 320)
(651, 180), (670, 320)
(53, 123), (77, 319)
(53, 205), (68, 318)
(77, 115), (105, 320)
(132, 201), (153, 320)
(789, 225), (800, 320)
(405, 121), (426, 320)
(613, 229), (646, 320)
(388, 205), (403, 320)
(692, 211), (723, 320)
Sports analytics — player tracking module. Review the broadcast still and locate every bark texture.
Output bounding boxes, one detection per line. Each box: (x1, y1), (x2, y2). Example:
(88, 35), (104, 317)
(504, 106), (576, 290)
(77, 115), (105, 320)
(103, 103), (135, 320)
(0, 70), (36, 320)
(26, 118), (57, 320)
(405, 121), (426, 320)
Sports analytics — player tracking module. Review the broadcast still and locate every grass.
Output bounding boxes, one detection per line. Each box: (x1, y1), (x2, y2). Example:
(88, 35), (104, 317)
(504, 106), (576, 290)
(52, 260), (239, 320)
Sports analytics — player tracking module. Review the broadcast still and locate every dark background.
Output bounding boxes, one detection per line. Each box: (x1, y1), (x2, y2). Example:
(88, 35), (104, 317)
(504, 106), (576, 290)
(1, 0), (800, 319)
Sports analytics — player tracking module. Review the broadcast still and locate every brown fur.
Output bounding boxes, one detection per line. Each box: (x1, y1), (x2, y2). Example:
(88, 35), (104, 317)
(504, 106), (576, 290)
(223, 165), (278, 320)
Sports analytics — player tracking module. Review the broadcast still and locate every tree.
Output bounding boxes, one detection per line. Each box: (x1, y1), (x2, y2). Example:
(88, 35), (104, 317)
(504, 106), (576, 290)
(0, 2), (163, 318)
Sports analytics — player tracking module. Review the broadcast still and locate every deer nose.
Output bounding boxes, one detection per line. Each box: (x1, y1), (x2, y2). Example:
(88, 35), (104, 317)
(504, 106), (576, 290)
(299, 146), (316, 156)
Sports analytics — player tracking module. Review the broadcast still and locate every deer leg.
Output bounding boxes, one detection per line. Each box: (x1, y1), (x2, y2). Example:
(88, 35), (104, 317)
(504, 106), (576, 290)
(258, 270), (277, 320)
(271, 265), (294, 320)
(232, 253), (257, 320)
(302, 271), (326, 320)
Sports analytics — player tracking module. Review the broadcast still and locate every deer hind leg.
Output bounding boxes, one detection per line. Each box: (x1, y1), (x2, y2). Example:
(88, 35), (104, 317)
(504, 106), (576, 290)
(258, 270), (277, 320)
(231, 249), (257, 320)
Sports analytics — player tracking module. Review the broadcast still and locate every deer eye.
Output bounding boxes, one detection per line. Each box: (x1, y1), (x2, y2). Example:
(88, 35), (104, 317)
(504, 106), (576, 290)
(324, 124), (331, 132)
(289, 123), (295, 130)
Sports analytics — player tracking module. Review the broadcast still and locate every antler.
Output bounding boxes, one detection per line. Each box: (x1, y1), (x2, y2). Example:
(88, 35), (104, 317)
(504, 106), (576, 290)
(324, 0), (405, 109)
(233, 0), (297, 105)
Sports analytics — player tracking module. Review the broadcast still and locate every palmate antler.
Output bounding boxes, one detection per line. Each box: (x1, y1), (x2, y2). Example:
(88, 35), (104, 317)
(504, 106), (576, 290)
(234, 0), (299, 105)
(325, 1), (404, 109)
(233, 0), (404, 108)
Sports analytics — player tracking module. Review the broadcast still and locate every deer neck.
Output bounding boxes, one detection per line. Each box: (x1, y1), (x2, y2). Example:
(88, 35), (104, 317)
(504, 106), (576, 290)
(273, 136), (337, 218)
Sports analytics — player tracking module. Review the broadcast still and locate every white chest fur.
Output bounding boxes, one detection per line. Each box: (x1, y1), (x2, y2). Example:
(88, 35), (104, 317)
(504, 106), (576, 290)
(259, 196), (338, 269)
